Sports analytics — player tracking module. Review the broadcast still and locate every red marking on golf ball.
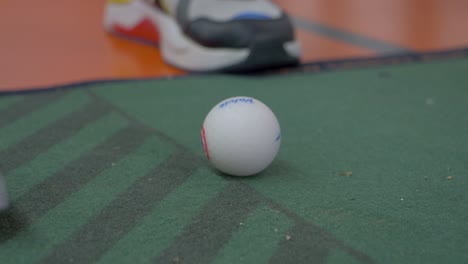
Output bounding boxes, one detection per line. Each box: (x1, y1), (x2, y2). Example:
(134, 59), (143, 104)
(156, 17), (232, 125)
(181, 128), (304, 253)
(201, 127), (210, 160)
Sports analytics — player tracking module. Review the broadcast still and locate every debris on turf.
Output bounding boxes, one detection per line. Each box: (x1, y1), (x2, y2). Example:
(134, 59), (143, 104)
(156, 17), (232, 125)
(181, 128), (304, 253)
(425, 98), (434, 105)
(337, 171), (353, 177)
(285, 234), (292, 241)
(447, 175), (453, 180)
(173, 256), (181, 263)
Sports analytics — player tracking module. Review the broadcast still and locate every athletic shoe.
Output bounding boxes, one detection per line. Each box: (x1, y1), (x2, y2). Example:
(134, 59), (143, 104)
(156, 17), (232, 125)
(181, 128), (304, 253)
(103, 0), (301, 72)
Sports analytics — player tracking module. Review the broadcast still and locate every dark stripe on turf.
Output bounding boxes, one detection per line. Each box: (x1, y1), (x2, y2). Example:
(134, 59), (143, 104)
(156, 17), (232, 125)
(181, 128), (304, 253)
(0, 100), (110, 174)
(86, 90), (188, 151)
(269, 223), (337, 264)
(0, 170), (25, 242)
(267, 202), (375, 264)
(0, 207), (28, 243)
(0, 125), (151, 242)
(39, 150), (200, 264)
(269, 221), (374, 264)
(0, 91), (65, 129)
(153, 182), (263, 264)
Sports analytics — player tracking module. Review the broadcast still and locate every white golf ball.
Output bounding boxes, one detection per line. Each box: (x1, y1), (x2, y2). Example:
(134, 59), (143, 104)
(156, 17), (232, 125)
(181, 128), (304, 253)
(201, 96), (281, 176)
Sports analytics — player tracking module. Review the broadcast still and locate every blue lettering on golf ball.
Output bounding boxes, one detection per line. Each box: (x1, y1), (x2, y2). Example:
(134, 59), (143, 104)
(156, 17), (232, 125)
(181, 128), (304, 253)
(219, 98), (254, 108)
(276, 132), (281, 142)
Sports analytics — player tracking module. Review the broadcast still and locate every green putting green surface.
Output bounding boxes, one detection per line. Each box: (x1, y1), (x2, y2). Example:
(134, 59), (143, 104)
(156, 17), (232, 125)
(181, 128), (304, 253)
(0, 57), (467, 264)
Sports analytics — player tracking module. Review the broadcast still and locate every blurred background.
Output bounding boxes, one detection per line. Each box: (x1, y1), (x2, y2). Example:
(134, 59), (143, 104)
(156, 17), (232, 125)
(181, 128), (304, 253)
(1, 0), (468, 90)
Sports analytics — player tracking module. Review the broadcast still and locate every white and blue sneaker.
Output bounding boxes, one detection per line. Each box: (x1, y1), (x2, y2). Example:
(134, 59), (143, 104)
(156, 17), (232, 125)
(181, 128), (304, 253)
(103, 0), (301, 72)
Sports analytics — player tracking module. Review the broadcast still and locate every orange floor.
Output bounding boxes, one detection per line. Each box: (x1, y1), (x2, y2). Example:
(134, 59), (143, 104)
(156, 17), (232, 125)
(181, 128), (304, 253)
(1, 0), (468, 91)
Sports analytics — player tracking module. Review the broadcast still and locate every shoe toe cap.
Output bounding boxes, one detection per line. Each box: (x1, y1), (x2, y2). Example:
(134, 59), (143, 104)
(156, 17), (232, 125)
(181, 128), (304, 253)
(184, 14), (295, 49)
